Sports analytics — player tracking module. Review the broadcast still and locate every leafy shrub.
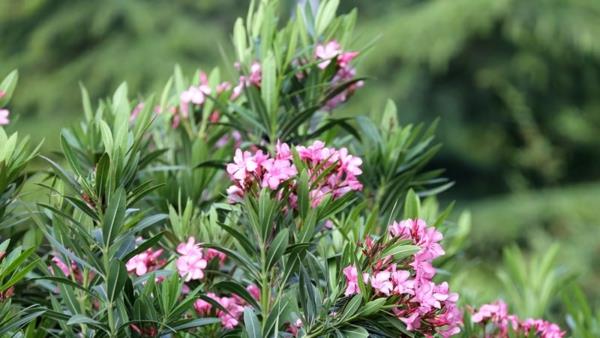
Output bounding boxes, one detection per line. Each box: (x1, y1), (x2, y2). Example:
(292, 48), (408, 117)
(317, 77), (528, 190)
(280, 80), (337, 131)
(0, 0), (586, 337)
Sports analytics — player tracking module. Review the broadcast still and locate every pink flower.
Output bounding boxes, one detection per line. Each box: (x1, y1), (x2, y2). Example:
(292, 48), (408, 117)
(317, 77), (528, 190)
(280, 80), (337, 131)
(216, 296), (245, 329)
(287, 318), (303, 337)
(337, 147), (363, 176)
(226, 185), (244, 203)
(176, 237), (208, 282)
(390, 267), (413, 295)
(389, 219), (445, 263)
(125, 248), (165, 276)
(370, 271), (393, 295)
(261, 159), (297, 190)
(275, 141), (292, 160)
(343, 265), (369, 296)
(472, 300), (509, 323)
(0, 109), (9, 125)
(180, 85), (211, 117)
(315, 40), (342, 69)
(338, 51), (359, 68)
(399, 311), (421, 331)
(521, 319), (565, 338)
(216, 81), (231, 94)
(194, 292), (217, 316)
(248, 62), (262, 86)
(226, 149), (259, 182)
(246, 284), (261, 301)
(51, 256), (72, 277)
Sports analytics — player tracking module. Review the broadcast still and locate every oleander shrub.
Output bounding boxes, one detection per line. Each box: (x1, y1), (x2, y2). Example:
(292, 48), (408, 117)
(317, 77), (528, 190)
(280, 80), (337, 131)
(0, 1), (589, 337)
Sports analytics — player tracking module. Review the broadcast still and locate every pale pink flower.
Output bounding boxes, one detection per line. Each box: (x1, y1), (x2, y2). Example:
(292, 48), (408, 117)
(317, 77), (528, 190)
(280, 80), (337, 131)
(226, 185), (244, 203)
(126, 248), (165, 276)
(343, 265), (369, 296)
(216, 81), (231, 94)
(248, 62), (262, 86)
(370, 271), (393, 295)
(226, 149), (258, 182)
(0, 109), (9, 125)
(180, 85), (211, 117)
(176, 237), (208, 282)
(315, 40), (341, 69)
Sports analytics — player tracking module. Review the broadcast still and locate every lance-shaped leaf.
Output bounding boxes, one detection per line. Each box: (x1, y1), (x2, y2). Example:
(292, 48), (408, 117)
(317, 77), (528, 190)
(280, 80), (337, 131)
(107, 259), (128, 303)
(103, 187), (126, 247)
(244, 307), (262, 338)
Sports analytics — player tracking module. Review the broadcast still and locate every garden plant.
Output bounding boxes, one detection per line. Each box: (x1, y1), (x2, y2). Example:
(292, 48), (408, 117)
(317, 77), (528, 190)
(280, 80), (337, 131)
(0, 1), (596, 337)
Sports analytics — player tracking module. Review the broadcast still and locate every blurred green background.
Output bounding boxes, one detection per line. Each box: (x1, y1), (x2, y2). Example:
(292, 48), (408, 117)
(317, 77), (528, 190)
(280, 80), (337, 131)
(2, 0), (599, 305)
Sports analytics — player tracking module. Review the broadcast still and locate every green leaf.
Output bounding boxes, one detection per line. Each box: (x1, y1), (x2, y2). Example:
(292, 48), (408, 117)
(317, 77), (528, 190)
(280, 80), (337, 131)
(315, 0), (339, 36)
(339, 295), (362, 321)
(266, 228), (289, 269)
(107, 259), (128, 303)
(381, 244), (420, 261)
(80, 83), (94, 121)
(360, 298), (387, 316)
(403, 189), (420, 219)
(233, 18), (248, 63)
(243, 308), (261, 338)
(67, 314), (105, 331)
(341, 325), (369, 338)
(168, 318), (220, 331)
(261, 51), (277, 126)
(103, 187), (126, 247)
(0, 70), (18, 106)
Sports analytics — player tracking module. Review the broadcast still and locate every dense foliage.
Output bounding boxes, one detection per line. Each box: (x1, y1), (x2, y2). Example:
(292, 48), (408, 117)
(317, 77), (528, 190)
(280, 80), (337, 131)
(0, 1), (598, 337)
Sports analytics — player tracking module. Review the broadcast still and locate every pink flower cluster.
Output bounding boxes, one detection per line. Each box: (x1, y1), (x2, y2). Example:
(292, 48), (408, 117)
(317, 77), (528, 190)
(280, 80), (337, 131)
(0, 90), (10, 125)
(314, 40), (363, 111)
(125, 247), (165, 276)
(343, 219), (461, 337)
(472, 300), (564, 338)
(194, 284), (260, 329)
(225, 141), (363, 207)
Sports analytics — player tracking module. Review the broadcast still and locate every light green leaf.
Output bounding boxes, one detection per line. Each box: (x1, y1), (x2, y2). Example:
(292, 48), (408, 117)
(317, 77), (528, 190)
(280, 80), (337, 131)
(103, 187), (127, 247)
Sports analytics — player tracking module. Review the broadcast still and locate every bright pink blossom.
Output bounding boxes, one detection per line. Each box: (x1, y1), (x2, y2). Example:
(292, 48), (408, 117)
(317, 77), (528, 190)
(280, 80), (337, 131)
(261, 158), (297, 189)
